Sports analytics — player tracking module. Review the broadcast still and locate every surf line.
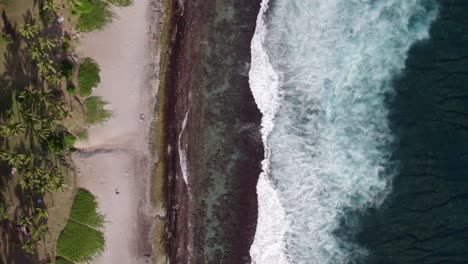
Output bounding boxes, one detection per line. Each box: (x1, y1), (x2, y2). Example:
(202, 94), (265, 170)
(248, 0), (290, 263)
(178, 108), (190, 191)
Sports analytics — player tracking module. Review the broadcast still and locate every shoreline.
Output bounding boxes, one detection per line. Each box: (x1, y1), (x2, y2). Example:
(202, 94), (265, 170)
(150, 0), (181, 263)
(71, 1), (164, 263)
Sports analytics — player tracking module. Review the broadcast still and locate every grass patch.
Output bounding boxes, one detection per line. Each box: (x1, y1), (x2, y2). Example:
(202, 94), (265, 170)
(56, 221), (104, 262)
(78, 57), (100, 97)
(108, 0), (132, 7)
(85, 96), (111, 125)
(76, 0), (113, 32)
(56, 188), (105, 262)
(55, 256), (74, 264)
(69, 188), (104, 228)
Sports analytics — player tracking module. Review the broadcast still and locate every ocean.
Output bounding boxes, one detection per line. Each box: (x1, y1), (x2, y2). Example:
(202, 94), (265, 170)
(247, 0), (468, 263)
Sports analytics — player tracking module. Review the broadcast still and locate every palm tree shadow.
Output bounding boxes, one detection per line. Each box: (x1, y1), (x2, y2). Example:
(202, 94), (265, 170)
(1, 9), (17, 40)
(0, 7), (48, 264)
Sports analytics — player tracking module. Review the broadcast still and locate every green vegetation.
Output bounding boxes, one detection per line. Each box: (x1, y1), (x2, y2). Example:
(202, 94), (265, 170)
(0, 0), (10, 6)
(0, 203), (9, 221)
(69, 188), (104, 228)
(57, 220), (105, 262)
(46, 132), (76, 153)
(62, 35), (72, 53)
(0, 0), (79, 260)
(19, 23), (39, 39)
(61, 60), (74, 80)
(74, 0), (114, 32)
(78, 57), (101, 97)
(56, 188), (105, 262)
(41, 0), (61, 21)
(55, 257), (74, 264)
(109, 0), (133, 7)
(85, 96), (112, 125)
(77, 130), (89, 140)
(66, 84), (76, 95)
(0, 0), (129, 261)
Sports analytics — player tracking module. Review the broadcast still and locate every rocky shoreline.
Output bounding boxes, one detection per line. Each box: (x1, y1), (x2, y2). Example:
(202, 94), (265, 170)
(163, 0), (263, 263)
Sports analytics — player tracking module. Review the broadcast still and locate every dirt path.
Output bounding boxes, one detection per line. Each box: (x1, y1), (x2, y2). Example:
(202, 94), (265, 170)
(72, 1), (162, 263)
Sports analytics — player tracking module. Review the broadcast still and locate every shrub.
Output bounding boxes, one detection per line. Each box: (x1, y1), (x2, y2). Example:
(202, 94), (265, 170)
(63, 133), (76, 148)
(77, 130), (88, 141)
(62, 35), (72, 53)
(66, 84), (76, 95)
(78, 57), (100, 97)
(85, 96), (111, 125)
(46, 134), (66, 153)
(61, 60), (73, 80)
(0, 203), (9, 221)
(76, 0), (113, 32)
(46, 132), (76, 152)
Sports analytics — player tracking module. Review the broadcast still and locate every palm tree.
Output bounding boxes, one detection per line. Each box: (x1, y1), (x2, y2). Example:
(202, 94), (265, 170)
(26, 166), (45, 178)
(30, 223), (48, 241)
(20, 175), (37, 191)
(30, 90), (54, 110)
(0, 152), (28, 168)
(18, 89), (40, 101)
(17, 153), (32, 166)
(45, 74), (62, 86)
(19, 23), (39, 40)
(21, 238), (38, 254)
(0, 151), (13, 164)
(20, 110), (40, 128)
(41, 118), (63, 132)
(37, 60), (57, 75)
(0, 151), (8, 161)
(38, 36), (57, 51)
(29, 45), (45, 61)
(35, 208), (49, 221)
(16, 215), (33, 227)
(36, 127), (52, 141)
(42, 0), (61, 15)
(44, 171), (64, 190)
(0, 122), (26, 137)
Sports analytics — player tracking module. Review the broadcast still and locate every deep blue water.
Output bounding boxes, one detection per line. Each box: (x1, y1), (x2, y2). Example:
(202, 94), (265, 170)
(350, 1), (468, 263)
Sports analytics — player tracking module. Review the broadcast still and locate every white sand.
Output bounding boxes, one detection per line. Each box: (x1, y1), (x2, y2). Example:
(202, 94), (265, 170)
(72, 0), (161, 263)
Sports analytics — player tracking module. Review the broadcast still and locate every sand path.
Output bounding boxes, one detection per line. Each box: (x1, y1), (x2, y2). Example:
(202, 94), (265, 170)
(72, 1), (161, 263)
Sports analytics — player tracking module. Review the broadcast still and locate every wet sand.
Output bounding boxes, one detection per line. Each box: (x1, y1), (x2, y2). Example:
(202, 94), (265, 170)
(72, 0), (163, 263)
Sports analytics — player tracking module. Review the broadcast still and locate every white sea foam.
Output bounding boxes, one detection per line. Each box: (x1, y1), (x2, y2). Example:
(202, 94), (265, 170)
(249, 0), (438, 263)
(178, 109), (190, 188)
(249, 0), (289, 263)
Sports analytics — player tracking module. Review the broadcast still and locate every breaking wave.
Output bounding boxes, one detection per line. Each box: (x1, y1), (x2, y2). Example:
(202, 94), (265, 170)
(249, 0), (437, 263)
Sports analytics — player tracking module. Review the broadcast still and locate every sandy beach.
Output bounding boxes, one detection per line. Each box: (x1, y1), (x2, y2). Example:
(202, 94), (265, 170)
(71, 0), (162, 263)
